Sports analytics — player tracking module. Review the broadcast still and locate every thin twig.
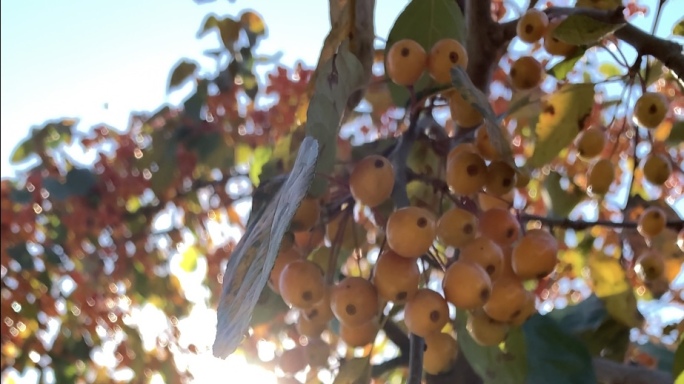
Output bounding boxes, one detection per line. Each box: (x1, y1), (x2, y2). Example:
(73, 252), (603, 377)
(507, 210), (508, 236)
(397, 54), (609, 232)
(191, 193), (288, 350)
(520, 213), (684, 231)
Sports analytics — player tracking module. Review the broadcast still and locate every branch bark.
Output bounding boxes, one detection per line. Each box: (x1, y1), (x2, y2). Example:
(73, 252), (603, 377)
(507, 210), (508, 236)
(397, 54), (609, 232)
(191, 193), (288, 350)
(465, 0), (497, 92)
(500, 6), (684, 81)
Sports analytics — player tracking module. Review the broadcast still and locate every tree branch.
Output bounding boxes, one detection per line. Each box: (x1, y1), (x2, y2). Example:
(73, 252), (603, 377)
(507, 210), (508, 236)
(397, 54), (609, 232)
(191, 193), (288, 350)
(593, 357), (673, 384)
(500, 6), (684, 81)
(520, 213), (684, 231)
(465, 0), (497, 92)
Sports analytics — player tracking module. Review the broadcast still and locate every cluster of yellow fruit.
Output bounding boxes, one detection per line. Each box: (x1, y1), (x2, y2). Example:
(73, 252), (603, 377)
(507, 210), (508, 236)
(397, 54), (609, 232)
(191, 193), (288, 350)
(634, 206), (681, 283)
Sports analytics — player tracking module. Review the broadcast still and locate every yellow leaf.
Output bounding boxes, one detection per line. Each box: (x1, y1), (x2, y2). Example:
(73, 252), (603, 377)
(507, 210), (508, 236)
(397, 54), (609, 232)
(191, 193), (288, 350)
(528, 83), (595, 168)
(234, 143), (253, 165)
(587, 252), (629, 297)
(602, 290), (642, 328)
(180, 246), (201, 272)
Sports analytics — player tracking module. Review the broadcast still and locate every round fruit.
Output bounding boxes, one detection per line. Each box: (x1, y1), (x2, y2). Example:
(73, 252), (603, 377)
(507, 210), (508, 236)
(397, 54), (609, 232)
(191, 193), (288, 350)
(386, 206), (437, 258)
(475, 125), (501, 161)
(458, 236), (504, 280)
(642, 154), (672, 185)
(510, 56), (544, 90)
(483, 277), (527, 323)
(637, 207), (667, 238)
(372, 249), (420, 303)
(446, 151), (488, 196)
(448, 90), (484, 128)
(633, 92), (668, 129)
(543, 19), (577, 56)
(634, 250), (665, 281)
(269, 247), (304, 294)
(587, 158), (615, 195)
(511, 229), (559, 280)
(349, 155), (395, 207)
(516, 9), (550, 43)
(478, 208), (521, 247)
(436, 207), (479, 248)
(295, 226), (325, 253)
(296, 312), (328, 338)
(303, 338), (330, 368)
(340, 318), (380, 347)
(443, 260), (492, 310)
(331, 276), (379, 326)
(302, 286), (335, 326)
(576, 127), (605, 161)
(467, 310), (510, 346)
(427, 38), (469, 84)
(386, 39), (428, 86)
(404, 288), (450, 338)
(326, 213), (366, 249)
(497, 245), (518, 281)
(277, 347), (307, 375)
(291, 197), (321, 231)
(515, 168), (531, 188)
(446, 142), (478, 165)
(423, 332), (458, 375)
(509, 290), (537, 326)
(279, 260), (326, 309)
(485, 161), (517, 197)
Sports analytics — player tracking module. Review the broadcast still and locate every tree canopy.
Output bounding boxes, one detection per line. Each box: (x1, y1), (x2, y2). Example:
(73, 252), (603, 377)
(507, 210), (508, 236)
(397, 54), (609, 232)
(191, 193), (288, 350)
(2, 1), (684, 383)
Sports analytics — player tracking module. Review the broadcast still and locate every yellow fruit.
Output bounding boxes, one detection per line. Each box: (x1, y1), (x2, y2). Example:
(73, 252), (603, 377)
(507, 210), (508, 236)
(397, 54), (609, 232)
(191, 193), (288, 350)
(642, 154), (672, 185)
(349, 155), (395, 207)
(448, 90), (484, 128)
(302, 286), (335, 326)
(475, 125), (501, 161)
(516, 9), (550, 43)
(446, 151), (488, 196)
(279, 260), (326, 309)
(478, 208), (521, 247)
(386, 206), (437, 258)
(427, 38), (469, 84)
(269, 247), (304, 294)
(576, 127), (606, 161)
(446, 142), (478, 165)
(634, 250), (665, 281)
(485, 160), (518, 197)
(511, 229), (559, 280)
(330, 276), (379, 326)
(423, 332), (458, 375)
(459, 236), (505, 280)
(291, 197), (321, 232)
(436, 207), (479, 248)
(443, 260), (492, 310)
(467, 310), (510, 346)
(404, 288), (450, 337)
(386, 39), (428, 86)
(340, 318), (380, 347)
(587, 158), (614, 195)
(633, 92), (668, 129)
(637, 207), (667, 238)
(543, 19), (577, 56)
(510, 56), (544, 90)
(509, 290), (537, 326)
(372, 249), (420, 304)
(483, 277), (527, 323)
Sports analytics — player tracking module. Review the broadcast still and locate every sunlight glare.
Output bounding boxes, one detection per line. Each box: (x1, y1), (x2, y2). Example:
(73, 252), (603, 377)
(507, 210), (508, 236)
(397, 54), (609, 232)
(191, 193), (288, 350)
(190, 352), (278, 384)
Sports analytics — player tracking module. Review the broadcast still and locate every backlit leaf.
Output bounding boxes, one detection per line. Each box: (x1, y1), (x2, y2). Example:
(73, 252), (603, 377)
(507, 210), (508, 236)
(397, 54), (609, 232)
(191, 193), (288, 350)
(674, 340), (684, 379)
(547, 294), (608, 334)
(553, 13), (625, 45)
(305, 49), (365, 197)
(528, 83), (595, 168)
(168, 59), (198, 91)
(541, 171), (586, 218)
(547, 48), (586, 80)
(180, 246), (201, 272)
(598, 62), (624, 78)
(333, 356), (371, 384)
(587, 253), (630, 297)
(10, 138), (35, 164)
(212, 136), (319, 359)
(385, 0), (466, 106)
(673, 18), (684, 37)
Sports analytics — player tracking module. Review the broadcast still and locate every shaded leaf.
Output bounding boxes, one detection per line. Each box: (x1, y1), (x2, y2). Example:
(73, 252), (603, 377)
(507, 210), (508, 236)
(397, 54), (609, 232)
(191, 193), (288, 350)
(8, 243), (34, 270)
(528, 83), (595, 168)
(541, 171), (586, 218)
(251, 286), (288, 326)
(333, 356), (371, 384)
(666, 121), (684, 145)
(168, 59), (198, 91)
(43, 177), (71, 201)
(10, 138), (35, 164)
(522, 314), (597, 384)
(635, 341), (676, 373)
(553, 13), (625, 45)
(9, 187), (32, 205)
(547, 48), (587, 80)
(385, 0), (466, 106)
(450, 66), (514, 165)
(187, 132), (233, 170)
(305, 49), (365, 197)
(212, 136), (319, 359)
(65, 168), (96, 196)
(350, 137), (397, 161)
(547, 294), (608, 334)
(183, 79), (209, 122)
(674, 340), (684, 379)
(150, 139), (179, 197)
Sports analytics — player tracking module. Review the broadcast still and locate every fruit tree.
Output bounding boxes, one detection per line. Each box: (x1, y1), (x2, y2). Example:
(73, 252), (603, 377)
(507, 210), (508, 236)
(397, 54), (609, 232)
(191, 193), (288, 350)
(2, 0), (684, 383)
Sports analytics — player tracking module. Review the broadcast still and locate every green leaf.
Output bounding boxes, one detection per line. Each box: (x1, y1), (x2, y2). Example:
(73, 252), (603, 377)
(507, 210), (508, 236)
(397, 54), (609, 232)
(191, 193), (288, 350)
(673, 18), (684, 37)
(385, 0), (466, 106)
(547, 48), (587, 80)
(248, 146), (273, 186)
(305, 49), (365, 198)
(65, 168), (96, 196)
(43, 177), (71, 201)
(455, 309), (528, 384)
(187, 132), (234, 170)
(212, 136), (319, 359)
(546, 294), (608, 334)
(598, 62), (624, 78)
(8, 243), (34, 270)
(10, 138), (35, 164)
(450, 66), (515, 165)
(10, 187), (32, 205)
(528, 83), (595, 168)
(168, 59), (198, 91)
(43, 120), (75, 148)
(251, 286), (289, 326)
(180, 246), (201, 272)
(333, 356), (372, 384)
(674, 340), (684, 379)
(44, 246), (63, 266)
(541, 171), (586, 218)
(666, 121), (684, 145)
(150, 139), (179, 198)
(183, 79), (209, 122)
(522, 314), (597, 384)
(553, 13), (625, 45)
